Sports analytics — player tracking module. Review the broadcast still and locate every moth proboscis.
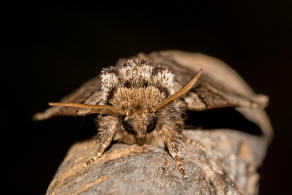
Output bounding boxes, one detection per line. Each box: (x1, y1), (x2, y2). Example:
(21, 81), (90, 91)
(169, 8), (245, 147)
(34, 55), (268, 179)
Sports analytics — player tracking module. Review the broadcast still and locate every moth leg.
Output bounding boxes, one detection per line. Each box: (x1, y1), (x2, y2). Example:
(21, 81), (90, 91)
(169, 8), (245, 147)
(160, 125), (187, 179)
(85, 115), (119, 166)
(179, 132), (205, 150)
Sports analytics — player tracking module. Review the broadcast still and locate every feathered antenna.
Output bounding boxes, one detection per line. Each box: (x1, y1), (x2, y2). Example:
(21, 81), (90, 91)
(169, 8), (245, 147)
(48, 102), (127, 116)
(154, 69), (202, 111)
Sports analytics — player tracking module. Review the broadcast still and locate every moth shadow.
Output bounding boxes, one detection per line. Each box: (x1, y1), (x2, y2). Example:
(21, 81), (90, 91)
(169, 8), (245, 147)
(184, 108), (263, 136)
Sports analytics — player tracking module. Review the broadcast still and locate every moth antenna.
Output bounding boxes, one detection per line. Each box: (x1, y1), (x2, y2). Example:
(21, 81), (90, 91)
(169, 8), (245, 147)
(154, 69), (203, 111)
(49, 102), (127, 116)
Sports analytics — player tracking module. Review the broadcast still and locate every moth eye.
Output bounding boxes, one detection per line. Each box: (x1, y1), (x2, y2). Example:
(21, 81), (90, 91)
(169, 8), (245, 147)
(122, 119), (135, 133)
(147, 116), (157, 132)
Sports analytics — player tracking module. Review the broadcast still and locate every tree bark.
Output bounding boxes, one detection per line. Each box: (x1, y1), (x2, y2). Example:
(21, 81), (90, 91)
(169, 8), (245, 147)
(46, 130), (269, 195)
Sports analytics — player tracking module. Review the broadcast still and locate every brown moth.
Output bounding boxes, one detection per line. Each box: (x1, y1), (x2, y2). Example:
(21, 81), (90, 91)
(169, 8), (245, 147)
(34, 51), (268, 178)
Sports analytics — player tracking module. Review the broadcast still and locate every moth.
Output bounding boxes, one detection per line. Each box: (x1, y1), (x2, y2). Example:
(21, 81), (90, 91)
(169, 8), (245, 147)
(34, 52), (268, 178)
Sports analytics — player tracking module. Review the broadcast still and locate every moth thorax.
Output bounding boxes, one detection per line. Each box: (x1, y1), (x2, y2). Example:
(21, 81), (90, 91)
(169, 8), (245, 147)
(109, 87), (166, 111)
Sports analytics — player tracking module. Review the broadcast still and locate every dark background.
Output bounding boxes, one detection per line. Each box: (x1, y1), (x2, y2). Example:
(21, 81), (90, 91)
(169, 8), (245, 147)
(3, 1), (292, 194)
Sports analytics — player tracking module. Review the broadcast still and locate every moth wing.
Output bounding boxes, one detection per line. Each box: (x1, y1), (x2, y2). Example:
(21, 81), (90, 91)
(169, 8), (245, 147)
(182, 78), (268, 111)
(34, 76), (102, 120)
(147, 50), (268, 111)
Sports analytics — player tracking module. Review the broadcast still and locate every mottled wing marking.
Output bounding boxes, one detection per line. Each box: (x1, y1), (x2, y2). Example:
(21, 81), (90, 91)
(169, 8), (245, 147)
(154, 69), (202, 111)
(101, 58), (175, 105)
(34, 76), (102, 120)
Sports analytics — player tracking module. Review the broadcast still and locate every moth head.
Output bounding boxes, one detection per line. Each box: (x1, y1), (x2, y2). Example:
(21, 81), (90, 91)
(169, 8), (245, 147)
(118, 69), (202, 145)
(120, 113), (158, 146)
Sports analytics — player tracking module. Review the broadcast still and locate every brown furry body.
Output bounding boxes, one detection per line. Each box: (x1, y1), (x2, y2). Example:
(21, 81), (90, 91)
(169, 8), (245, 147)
(94, 58), (187, 177)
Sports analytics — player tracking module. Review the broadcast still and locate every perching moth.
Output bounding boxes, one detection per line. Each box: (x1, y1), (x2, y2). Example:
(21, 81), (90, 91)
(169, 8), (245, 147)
(34, 51), (268, 178)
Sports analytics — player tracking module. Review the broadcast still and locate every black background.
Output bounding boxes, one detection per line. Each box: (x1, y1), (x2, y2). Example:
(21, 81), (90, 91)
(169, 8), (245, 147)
(3, 1), (292, 194)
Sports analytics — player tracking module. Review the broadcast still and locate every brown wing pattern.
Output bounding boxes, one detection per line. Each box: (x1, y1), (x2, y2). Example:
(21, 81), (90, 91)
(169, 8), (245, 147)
(185, 79), (268, 111)
(34, 76), (102, 120)
(34, 51), (268, 121)
(147, 51), (268, 111)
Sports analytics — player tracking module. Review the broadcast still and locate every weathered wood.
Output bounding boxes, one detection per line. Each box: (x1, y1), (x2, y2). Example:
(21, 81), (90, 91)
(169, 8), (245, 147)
(47, 130), (268, 195)
(46, 51), (272, 195)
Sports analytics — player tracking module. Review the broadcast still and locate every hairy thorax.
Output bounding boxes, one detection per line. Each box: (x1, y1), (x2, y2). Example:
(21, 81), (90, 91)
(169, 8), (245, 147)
(110, 86), (167, 146)
(110, 87), (165, 113)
